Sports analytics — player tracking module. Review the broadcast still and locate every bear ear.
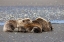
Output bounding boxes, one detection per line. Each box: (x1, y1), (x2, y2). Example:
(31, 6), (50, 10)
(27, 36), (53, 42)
(24, 18), (30, 21)
(27, 19), (30, 21)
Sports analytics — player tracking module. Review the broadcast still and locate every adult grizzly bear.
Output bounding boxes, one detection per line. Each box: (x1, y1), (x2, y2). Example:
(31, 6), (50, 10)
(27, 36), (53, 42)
(35, 17), (53, 32)
(3, 18), (26, 32)
(23, 18), (42, 33)
(3, 20), (17, 32)
(22, 17), (53, 33)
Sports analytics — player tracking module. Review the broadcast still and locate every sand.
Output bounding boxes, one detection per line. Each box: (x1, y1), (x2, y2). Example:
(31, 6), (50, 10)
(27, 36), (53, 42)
(0, 24), (64, 42)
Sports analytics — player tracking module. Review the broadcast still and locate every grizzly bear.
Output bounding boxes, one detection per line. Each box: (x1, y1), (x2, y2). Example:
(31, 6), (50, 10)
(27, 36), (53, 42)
(3, 17), (33, 32)
(3, 18), (26, 32)
(21, 17), (53, 33)
(3, 20), (17, 32)
(22, 17), (53, 33)
(23, 18), (42, 33)
(35, 17), (53, 32)
(17, 18), (32, 32)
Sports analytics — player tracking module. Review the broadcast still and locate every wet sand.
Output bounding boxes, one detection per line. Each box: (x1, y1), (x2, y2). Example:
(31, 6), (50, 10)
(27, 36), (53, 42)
(0, 24), (64, 42)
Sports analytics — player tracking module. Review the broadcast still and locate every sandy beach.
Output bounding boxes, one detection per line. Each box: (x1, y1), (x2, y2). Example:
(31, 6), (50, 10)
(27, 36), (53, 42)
(0, 24), (64, 42)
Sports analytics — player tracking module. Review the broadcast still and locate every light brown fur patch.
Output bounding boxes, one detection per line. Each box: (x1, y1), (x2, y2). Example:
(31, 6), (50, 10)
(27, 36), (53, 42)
(3, 20), (17, 32)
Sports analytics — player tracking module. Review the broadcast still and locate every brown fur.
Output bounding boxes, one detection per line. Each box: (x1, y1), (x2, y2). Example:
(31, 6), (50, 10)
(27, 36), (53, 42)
(23, 20), (42, 33)
(3, 18), (26, 32)
(36, 17), (53, 32)
(21, 17), (53, 33)
(3, 20), (17, 32)
(17, 18), (32, 32)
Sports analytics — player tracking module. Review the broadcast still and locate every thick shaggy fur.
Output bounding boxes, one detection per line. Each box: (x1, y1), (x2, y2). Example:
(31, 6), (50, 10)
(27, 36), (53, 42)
(3, 18), (32, 32)
(3, 17), (53, 33)
(3, 20), (17, 32)
(20, 17), (53, 33)
(17, 18), (27, 32)
(23, 19), (42, 33)
(3, 18), (25, 32)
(17, 18), (32, 32)
(35, 17), (53, 32)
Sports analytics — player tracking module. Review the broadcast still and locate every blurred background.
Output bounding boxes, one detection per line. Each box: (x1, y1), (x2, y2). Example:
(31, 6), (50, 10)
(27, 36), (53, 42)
(0, 0), (64, 6)
(0, 0), (64, 25)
